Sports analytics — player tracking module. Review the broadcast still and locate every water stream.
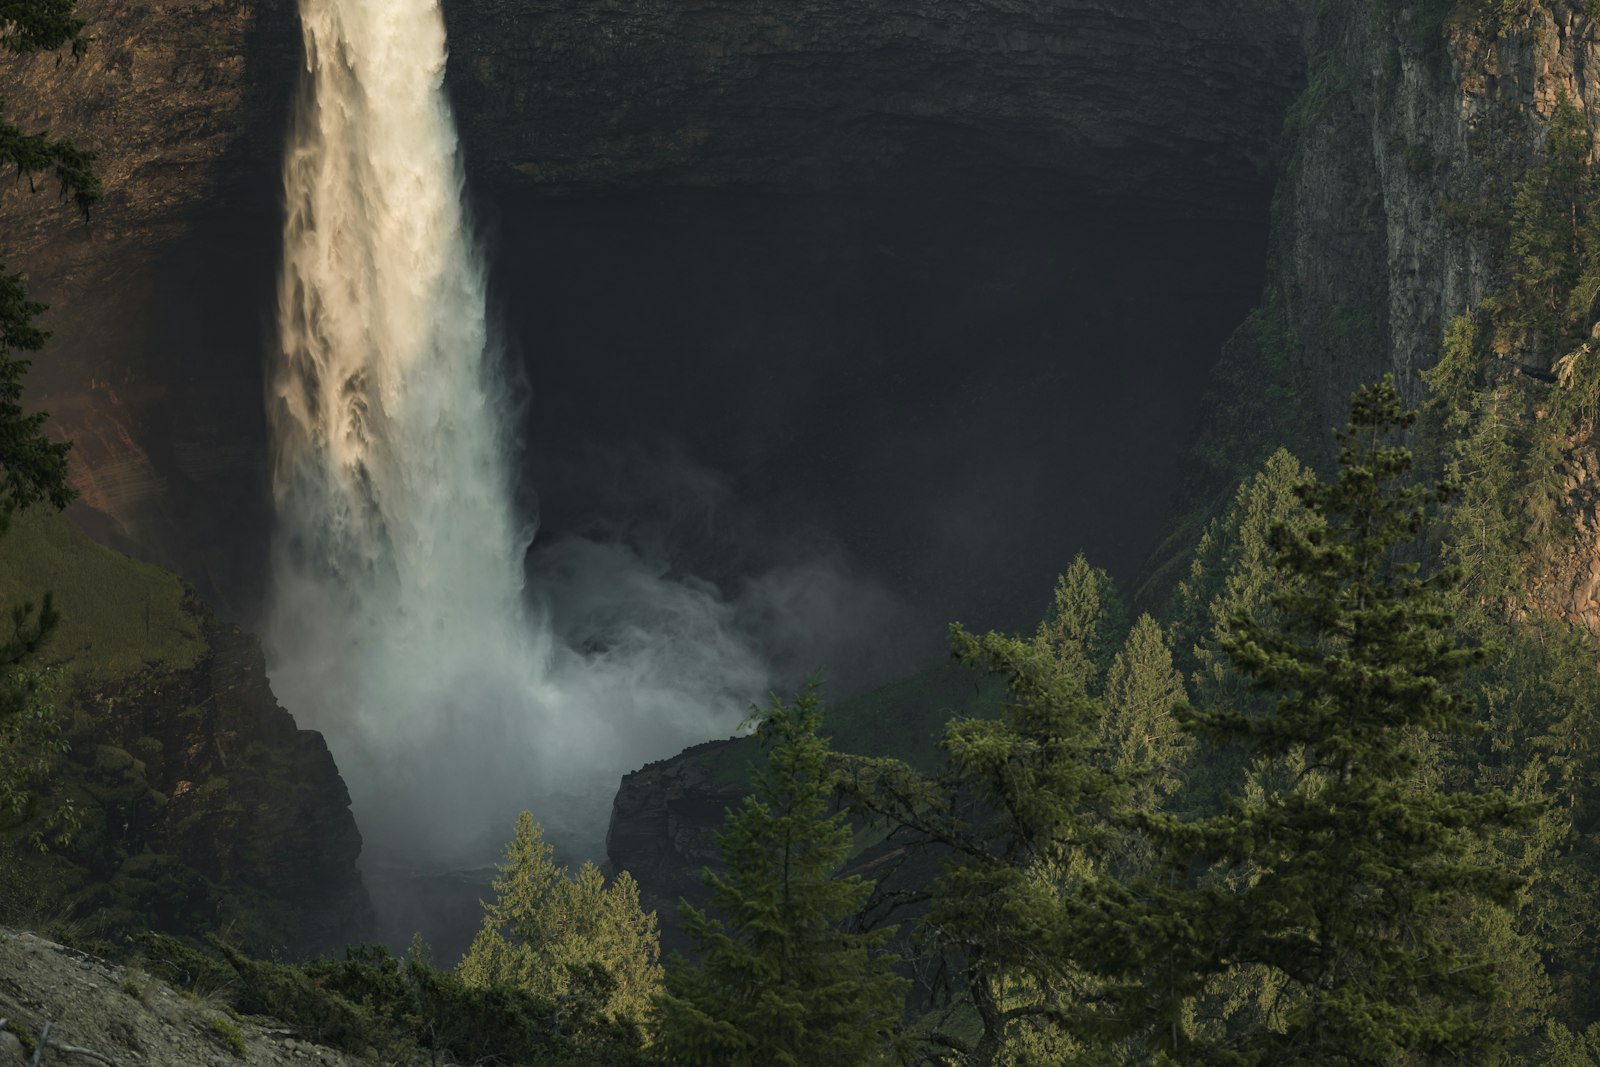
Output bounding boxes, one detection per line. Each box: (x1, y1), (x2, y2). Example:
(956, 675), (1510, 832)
(267, 0), (563, 869)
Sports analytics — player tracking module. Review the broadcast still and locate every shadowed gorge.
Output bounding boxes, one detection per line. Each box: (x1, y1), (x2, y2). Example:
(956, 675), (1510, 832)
(0, 0), (1298, 957)
(12, 0), (1600, 1063)
(0, 0), (1303, 629)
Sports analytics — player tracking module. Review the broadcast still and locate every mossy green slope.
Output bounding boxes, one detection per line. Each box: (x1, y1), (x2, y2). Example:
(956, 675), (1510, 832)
(0, 507), (203, 682)
(0, 508), (369, 957)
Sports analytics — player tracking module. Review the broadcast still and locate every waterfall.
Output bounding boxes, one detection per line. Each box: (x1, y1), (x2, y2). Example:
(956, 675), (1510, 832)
(265, 0), (771, 882)
(267, 0), (550, 866)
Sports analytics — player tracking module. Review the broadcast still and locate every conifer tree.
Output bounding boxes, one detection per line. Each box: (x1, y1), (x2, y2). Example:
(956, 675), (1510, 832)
(0, 0), (93, 851)
(1033, 553), (1126, 691)
(1093, 377), (1529, 1064)
(1171, 448), (1311, 695)
(653, 684), (910, 1067)
(1101, 614), (1190, 816)
(849, 623), (1123, 1065)
(460, 812), (664, 1027)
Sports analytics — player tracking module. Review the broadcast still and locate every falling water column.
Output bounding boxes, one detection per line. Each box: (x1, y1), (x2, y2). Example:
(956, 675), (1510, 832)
(266, 0), (548, 870)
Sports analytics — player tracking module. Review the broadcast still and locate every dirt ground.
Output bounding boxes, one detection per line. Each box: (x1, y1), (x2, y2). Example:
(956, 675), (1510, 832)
(0, 928), (367, 1067)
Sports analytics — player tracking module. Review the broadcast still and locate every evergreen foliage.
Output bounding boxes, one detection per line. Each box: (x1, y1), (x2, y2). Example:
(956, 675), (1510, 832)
(0, 0), (88, 859)
(0, 653), (69, 849)
(136, 933), (649, 1066)
(1167, 449), (1312, 815)
(1456, 617), (1600, 1042)
(1032, 553), (1126, 691)
(655, 684), (910, 1067)
(1, 1), (98, 213)
(1171, 449), (1313, 672)
(849, 617), (1124, 1065)
(460, 811), (664, 1028)
(1101, 614), (1190, 817)
(1487, 91), (1598, 362)
(1096, 377), (1530, 1064)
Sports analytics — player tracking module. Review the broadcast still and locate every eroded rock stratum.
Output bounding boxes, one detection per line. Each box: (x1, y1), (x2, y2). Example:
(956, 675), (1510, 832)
(0, 0), (1308, 607)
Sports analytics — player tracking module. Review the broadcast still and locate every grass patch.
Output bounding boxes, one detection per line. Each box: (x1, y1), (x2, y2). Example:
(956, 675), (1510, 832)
(0, 508), (204, 682)
(209, 1016), (247, 1057)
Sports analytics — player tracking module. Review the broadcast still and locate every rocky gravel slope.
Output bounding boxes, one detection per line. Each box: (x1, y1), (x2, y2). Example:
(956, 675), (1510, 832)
(0, 929), (362, 1067)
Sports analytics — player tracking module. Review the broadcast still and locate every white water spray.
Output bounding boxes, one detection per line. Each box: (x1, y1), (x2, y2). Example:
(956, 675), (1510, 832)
(266, 0), (767, 873)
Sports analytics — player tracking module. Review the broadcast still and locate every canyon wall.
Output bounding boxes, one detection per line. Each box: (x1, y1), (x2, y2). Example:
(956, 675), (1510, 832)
(1261, 1), (1600, 630)
(442, 0), (1305, 219)
(0, 510), (369, 955)
(1266, 1), (1599, 421)
(23, 0), (1600, 937)
(1, 0), (1307, 616)
(603, 0), (1600, 918)
(0, 0), (300, 614)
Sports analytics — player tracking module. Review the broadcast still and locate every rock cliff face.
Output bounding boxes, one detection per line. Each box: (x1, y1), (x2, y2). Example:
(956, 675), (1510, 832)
(443, 0), (1307, 218)
(1261, 1), (1600, 629)
(605, 739), (745, 948)
(0, 0), (300, 614)
(0, 511), (370, 957)
(1, 0), (1309, 616)
(72, 606), (372, 953)
(1263, 1), (1600, 421)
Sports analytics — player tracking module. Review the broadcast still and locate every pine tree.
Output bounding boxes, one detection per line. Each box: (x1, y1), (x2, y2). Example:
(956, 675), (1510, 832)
(1171, 448), (1311, 698)
(0, 0), (93, 853)
(1101, 614), (1190, 816)
(849, 622), (1124, 1065)
(653, 684), (910, 1067)
(1504, 91), (1592, 352)
(1167, 449), (1312, 819)
(459, 812), (565, 997)
(1093, 377), (1530, 1064)
(1033, 553), (1127, 691)
(554, 862), (664, 1024)
(2, 0), (95, 520)
(459, 812), (664, 1028)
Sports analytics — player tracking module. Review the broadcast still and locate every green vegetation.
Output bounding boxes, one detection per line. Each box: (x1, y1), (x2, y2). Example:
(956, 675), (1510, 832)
(461, 811), (665, 1028)
(848, 617), (1124, 1064)
(208, 1015), (246, 1057)
(157, 369), (1578, 1066)
(828, 383), (1543, 1063)
(134, 933), (651, 1066)
(6, 4), (1600, 1067)
(1103, 378), (1527, 1062)
(1420, 93), (1600, 612)
(1141, 292), (1314, 605)
(656, 685), (910, 1066)
(1031, 553), (1126, 690)
(0, 509), (203, 879)
(1283, 54), (1351, 136)
(0, 0), (100, 861)
(1100, 613), (1189, 813)
(0, 508), (204, 680)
